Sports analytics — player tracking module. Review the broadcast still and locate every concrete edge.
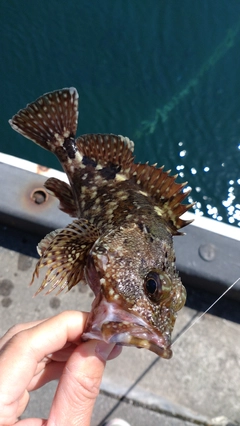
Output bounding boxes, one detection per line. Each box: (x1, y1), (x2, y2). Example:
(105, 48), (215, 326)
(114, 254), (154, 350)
(100, 377), (210, 425)
(100, 378), (239, 425)
(1, 152), (240, 241)
(0, 155), (239, 301)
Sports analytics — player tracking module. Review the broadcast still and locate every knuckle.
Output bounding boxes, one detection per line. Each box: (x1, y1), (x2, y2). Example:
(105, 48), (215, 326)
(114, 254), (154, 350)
(0, 325), (35, 356)
(5, 323), (26, 337)
(65, 368), (101, 402)
(77, 373), (100, 400)
(0, 323), (27, 350)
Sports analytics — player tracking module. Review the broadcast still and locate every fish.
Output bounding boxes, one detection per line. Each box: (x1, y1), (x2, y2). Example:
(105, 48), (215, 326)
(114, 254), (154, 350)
(9, 87), (193, 359)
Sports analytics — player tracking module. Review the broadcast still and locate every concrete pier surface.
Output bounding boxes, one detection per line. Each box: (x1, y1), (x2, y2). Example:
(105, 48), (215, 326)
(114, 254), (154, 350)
(0, 159), (240, 425)
(0, 224), (239, 426)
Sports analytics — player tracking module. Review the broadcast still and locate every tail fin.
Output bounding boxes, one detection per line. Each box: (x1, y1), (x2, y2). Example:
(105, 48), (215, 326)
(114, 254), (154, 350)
(9, 88), (79, 153)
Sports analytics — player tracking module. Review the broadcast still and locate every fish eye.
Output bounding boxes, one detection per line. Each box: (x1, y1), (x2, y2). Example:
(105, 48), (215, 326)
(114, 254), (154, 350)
(144, 271), (163, 303)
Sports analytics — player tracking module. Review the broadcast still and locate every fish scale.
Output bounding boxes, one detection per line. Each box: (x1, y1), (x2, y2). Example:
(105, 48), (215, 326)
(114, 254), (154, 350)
(9, 87), (193, 359)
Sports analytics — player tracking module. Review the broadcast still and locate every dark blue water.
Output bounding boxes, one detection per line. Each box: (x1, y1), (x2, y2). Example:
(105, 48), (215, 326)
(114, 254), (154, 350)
(1, 1), (240, 226)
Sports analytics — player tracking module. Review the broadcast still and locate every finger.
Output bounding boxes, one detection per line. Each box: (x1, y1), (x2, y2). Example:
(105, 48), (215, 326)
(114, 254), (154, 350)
(15, 418), (47, 425)
(107, 344), (122, 360)
(30, 344), (122, 391)
(33, 343), (78, 377)
(29, 343), (78, 386)
(0, 311), (88, 421)
(16, 390), (30, 419)
(48, 340), (117, 426)
(28, 361), (67, 390)
(0, 319), (47, 350)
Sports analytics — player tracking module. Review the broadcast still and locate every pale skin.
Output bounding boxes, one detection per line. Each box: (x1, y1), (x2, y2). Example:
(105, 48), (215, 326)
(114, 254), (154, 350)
(0, 311), (122, 426)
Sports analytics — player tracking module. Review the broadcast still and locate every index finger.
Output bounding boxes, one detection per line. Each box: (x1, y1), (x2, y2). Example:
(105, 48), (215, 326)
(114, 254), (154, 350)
(0, 311), (89, 409)
(0, 319), (47, 350)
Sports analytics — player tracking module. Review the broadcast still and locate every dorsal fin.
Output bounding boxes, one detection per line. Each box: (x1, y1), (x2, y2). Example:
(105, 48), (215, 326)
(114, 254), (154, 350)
(44, 177), (78, 217)
(9, 87), (193, 233)
(9, 87), (79, 152)
(130, 162), (194, 233)
(76, 133), (134, 171)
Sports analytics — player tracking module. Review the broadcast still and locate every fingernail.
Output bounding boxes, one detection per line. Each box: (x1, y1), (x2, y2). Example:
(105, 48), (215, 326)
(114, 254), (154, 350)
(95, 341), (115, 361)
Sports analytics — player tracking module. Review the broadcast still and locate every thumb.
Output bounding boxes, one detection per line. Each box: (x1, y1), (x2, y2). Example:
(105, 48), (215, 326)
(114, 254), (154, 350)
(47, 340), (115, 426)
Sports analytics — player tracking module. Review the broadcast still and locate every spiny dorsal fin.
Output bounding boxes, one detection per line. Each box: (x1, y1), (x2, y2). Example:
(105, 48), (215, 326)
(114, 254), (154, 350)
(130, 162), (194, 233)
(9, 88), (79, 152)
(31, 219), (99, 295)
(76, 133), (134, 171)
(44, 177), (77, 217)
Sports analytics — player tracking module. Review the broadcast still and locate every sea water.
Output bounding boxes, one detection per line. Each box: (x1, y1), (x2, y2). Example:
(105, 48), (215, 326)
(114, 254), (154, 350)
(1, 0), (240, 226)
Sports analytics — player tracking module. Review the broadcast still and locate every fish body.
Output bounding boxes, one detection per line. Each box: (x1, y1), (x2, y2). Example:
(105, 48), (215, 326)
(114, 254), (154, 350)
(9, 88), (193, 358)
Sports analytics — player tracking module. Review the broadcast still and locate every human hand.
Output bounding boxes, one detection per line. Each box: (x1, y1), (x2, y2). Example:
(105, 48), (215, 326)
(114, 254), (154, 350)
(0, 311), (121, 426)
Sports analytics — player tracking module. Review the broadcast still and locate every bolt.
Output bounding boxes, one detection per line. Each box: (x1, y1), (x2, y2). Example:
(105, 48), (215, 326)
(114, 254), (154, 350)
(198, 243), (216, 262)
(30, 188), (48, 205)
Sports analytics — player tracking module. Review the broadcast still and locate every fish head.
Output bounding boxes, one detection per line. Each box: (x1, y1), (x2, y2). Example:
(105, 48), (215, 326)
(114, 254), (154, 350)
(83, 221), (186, 359)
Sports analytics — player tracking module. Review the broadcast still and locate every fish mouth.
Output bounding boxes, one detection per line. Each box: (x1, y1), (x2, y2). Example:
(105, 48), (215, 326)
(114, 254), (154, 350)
(82, 296), (172, 359)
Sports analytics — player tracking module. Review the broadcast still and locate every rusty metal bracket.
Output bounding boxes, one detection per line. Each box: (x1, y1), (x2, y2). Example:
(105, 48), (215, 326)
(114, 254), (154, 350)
(0, 162), (69, 234)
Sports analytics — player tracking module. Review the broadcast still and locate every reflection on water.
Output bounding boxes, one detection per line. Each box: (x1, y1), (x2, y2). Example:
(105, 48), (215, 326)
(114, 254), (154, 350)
(135, 19), (240, 227)
(177, 140), (240, 225)
(136, 19), (240, 133)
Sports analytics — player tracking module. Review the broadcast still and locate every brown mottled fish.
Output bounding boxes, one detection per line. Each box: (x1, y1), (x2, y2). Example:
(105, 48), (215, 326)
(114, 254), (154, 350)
(9, 88), (193, 359)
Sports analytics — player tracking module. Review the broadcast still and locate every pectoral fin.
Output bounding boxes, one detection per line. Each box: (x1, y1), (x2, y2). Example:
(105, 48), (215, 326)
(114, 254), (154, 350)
(44, 177), (78, 217)
(32, 219), (99, 295)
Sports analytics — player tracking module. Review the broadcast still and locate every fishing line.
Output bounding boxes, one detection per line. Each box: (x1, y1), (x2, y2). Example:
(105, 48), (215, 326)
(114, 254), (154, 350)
(172, 277), (240, 346)
(98, 278), (240, 424)
(99, 280), (240, 424)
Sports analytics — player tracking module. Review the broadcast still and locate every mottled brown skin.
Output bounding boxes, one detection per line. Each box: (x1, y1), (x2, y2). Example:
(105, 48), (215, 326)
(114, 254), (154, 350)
(9, 88), (192, 358)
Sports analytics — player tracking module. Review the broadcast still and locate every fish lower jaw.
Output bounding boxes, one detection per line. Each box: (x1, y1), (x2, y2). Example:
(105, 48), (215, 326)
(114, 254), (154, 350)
(83, 326), (172, 359)
(81, 297), (172, 359)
